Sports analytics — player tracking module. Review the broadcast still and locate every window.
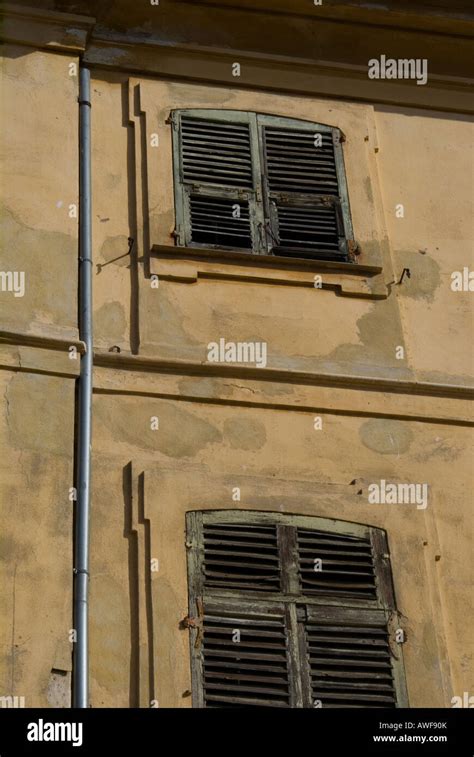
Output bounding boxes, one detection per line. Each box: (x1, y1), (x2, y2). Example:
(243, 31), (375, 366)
(171, 110), (355, 263)
(185, 511), (408, 708)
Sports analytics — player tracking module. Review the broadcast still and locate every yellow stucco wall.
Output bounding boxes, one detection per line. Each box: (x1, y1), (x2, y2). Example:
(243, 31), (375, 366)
(0, 40), (472, 709)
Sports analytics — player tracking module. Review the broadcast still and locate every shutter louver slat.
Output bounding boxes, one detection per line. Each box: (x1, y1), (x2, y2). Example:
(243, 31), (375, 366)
(297, 528), (377, 600)
(202, 611), (291, 708)
(203, 523), (281, 592)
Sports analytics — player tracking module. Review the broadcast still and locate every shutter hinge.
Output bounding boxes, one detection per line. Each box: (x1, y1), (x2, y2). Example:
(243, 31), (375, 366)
(347, 239), (360, 261)
(166, 112), (178, 131)
(179, 598), (204, 649)
(172, 226), (183, 245)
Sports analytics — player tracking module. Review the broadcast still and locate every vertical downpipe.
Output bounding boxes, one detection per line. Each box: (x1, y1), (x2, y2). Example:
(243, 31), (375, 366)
(74, 67), (93, 708)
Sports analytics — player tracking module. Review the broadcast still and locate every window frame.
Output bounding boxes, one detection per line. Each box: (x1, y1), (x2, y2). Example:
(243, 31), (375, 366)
(170, 109), (355, 261)
(185, 510), (409, 708)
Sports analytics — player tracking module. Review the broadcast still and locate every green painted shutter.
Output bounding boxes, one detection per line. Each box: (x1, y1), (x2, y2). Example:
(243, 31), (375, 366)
(171, 110), (265, 252)
(185, 511), (408, 708)
(172, 110), (355, 261)
(258, 115), (353, 261)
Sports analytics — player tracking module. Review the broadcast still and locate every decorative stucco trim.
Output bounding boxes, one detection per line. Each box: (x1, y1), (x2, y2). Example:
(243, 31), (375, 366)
(0, 3), (95, 53)
(86, 38), (474, 115)
(150, 245), (387, 298)
(93, 352), (474, 402)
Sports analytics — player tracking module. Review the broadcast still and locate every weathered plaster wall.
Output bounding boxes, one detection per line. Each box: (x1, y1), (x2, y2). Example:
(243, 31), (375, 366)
(0, 368), (75, 707)
(0, 45), (80, 340)
(0, 45), (78, 706)
(89, 394), (472, 707)
(0, 36), (472, 710)
(90, 76), (473, 384)
(86, 74), (472, 707)
(374, 106), (473, 384)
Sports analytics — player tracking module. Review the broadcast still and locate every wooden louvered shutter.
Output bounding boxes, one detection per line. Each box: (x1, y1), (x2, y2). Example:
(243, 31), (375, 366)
(186, 512), (408, 708)
(199, 601), (293, 708)
(295, 525), (408, 708)
(171, 111), (265, 252)
(258, 117), (353, 261)
(302, 606), (401, 708)
(186, 516), (301, 707)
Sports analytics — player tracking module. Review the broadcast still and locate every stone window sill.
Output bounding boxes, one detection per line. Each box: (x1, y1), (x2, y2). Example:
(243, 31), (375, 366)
(149, 244), (388, 298)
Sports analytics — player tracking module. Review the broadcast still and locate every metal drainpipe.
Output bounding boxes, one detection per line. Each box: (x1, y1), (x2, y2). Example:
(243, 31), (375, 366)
(73, 66), (93, 708)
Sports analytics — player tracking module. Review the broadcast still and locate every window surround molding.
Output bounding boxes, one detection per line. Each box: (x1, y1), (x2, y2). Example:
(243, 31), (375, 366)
(129, 80), (395, 296)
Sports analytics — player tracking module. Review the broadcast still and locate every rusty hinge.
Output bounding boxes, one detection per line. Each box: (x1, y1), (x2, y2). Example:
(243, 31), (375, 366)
(348, 239), (360, 261)
(165, 112), (178, 130)
(320, 195), (334, 207)
(172, 226), (183, 244)
(179, 597), (204, 649)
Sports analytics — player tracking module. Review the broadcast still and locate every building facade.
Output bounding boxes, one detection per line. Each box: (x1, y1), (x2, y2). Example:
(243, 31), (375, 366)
(0, 0), (473, 708)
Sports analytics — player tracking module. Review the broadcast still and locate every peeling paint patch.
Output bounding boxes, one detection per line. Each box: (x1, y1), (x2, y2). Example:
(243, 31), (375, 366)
(394, 250), (441, 302)
(324, 296), (409, 374)
(95, 301), (127, 344)
(46, 669), (71, 708)
(142, 289), (201, 356)
(95, 398), (222, 457)
(359, 419), (413, 455)
(99, 235), (131, 268)
(224, 417), (266, 451)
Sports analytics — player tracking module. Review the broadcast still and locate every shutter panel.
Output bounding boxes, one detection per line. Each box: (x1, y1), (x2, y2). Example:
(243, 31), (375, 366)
(303, 606), (399, 708)
(175, 114), (261, 251)
(264, 126), (339, 195)
(188, 195), (252, 249)
(296, 526), (408, 708)
(181, 117), (254, 188)
(203, 521), (281, 592)
(261, 121), (350, 261)
(296, 526), (377, 600)
(201, 602), (292, 707)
